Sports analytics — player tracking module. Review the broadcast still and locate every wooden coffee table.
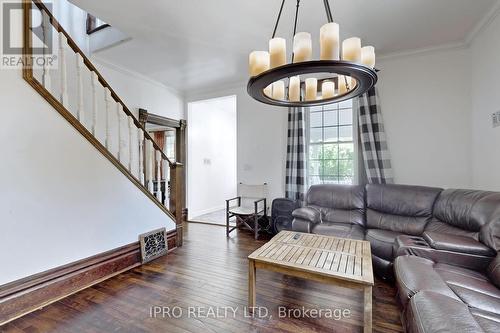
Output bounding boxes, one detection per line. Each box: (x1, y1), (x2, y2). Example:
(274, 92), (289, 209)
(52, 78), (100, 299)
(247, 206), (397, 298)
(248, 231), (374, 333)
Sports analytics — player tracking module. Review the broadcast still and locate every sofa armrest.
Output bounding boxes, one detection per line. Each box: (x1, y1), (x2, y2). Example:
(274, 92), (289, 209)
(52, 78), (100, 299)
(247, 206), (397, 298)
(292, 207), (321, 224)
(423, 231), (496, 257)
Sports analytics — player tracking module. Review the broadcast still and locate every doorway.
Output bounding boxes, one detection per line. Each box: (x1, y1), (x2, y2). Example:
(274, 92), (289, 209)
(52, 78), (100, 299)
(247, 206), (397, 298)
(187, 95), (237, 225)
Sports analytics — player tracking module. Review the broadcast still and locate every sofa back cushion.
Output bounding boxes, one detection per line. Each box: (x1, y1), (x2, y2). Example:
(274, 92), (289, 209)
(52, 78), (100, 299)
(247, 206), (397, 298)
(487, 253), (500, 288)
(306, 184), (365, 226)
(433, 189), (500, 233)
(366, 184), (442, 235)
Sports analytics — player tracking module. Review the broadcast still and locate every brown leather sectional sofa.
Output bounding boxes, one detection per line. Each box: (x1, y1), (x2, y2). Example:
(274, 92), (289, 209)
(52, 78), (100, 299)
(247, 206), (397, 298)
(291, 184), (500, 332)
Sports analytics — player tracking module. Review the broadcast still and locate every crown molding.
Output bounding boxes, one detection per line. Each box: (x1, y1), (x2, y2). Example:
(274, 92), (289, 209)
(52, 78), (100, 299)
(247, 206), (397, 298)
(185, 79), (248, 101)
(465, 0), (500, 46)
(90, 55), (183, 97)
(377, 41), (467, 61)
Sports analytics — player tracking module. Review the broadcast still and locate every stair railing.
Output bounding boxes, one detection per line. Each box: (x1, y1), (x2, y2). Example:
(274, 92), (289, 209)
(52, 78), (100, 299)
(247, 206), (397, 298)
(22, 0), (185, 240)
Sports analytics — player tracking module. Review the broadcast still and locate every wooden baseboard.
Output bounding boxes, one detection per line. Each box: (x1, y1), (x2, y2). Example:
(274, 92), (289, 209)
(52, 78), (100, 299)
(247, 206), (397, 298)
(0, 229), (177, 326)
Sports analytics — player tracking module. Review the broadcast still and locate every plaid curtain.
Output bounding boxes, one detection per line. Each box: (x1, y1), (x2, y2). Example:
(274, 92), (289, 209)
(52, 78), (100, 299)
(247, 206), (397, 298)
(285, 107), (306, 202)
(358, 88), (394, 184)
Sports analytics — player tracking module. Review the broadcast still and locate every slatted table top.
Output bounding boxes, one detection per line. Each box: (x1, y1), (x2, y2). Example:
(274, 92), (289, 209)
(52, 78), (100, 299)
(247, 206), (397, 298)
(248, 231), (374, 285)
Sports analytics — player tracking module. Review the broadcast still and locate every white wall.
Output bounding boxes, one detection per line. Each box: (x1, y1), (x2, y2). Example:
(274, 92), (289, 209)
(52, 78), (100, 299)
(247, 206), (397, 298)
(377, 48), (473, 189)
(0, 0), (178, 286)
(0, 68), (176, 286)
(470, 11), (500, 191)
(53, 0), (89, 53)
(187, 96), (237, 217)
(92, 58), (184, 120)
(186, 84), (288, 204)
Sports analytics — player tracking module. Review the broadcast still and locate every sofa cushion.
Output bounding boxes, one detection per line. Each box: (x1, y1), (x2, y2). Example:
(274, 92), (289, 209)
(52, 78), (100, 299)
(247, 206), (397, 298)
(394, 256), (460, 306)
(366, 229), (403, 261)
(470, 308), (500, 333)
(448, 283), (500, 316)
(366, 184), (442, 235)
(433, 263), (500, 315)
(434, 263), (490, 282)
(395, 255), (500, 317)
(312, 222), (364, 240)
(433, 189), (500, 232)
(404, 291), (485, 333)
(306, 185), (365, 226)
(425, 220), (479, 240)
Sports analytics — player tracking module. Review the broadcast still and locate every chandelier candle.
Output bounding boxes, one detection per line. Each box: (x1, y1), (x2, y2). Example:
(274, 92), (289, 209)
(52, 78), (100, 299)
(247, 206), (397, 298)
(264, 84), (272, 97)
(361, 46), (376, 68)
(322, 81), (335, 99)
(342, 37), (362, 63)
(305, 78), (318, 101)
(320, 22), (340, 60)
(249, 51), (270, 76)
(272, 80), (285, 100)
(269, 38), (287, 68)
(338, 75), (350, 94)
(293, 32), (312, 62)
(289, 76), (301, 101)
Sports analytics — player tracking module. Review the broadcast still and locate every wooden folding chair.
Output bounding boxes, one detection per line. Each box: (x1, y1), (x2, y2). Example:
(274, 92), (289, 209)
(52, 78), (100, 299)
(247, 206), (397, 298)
(226, 183), (268, 240)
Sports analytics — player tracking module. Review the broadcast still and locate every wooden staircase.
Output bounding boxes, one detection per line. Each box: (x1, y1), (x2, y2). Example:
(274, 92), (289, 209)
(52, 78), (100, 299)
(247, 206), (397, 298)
(22, 0), (185, 242)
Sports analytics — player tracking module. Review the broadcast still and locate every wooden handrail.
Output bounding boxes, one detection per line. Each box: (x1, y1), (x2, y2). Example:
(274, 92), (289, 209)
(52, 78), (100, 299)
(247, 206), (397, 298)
(30, 0), (173, 165)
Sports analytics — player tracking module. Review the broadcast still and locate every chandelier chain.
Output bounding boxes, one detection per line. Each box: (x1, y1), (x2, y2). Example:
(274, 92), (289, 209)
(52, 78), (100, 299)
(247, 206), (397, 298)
(292, 0), (300, 37)
(291, 0), (301, 62)
(323, 0), (333, 23)
(271, 0), (286, 38)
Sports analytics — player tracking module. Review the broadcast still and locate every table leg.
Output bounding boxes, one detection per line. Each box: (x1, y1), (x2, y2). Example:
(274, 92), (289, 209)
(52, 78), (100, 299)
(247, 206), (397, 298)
(248, 259), (256, 312)
(363, 285), (373, 333)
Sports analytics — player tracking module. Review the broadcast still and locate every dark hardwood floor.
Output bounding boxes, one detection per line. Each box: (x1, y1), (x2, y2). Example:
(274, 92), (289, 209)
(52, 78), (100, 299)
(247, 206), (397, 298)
(1, 223), (403, 333)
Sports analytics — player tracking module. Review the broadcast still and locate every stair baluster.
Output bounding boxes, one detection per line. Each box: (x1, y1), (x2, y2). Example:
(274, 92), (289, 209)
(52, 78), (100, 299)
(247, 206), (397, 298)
(58, 32), (68, 107)
(138, 130), (145, 184)
(164, 158), (170, 209)
(104, 88), (112, 149)
(41, 13), (51, 91)
(128, 116), (134, 172)
(116, 102), (122, 162)
(75, 53), (85, 122)
(90, 72), (99, 136)
(156, 150), (162, 202)
(147, 139), (154, 193)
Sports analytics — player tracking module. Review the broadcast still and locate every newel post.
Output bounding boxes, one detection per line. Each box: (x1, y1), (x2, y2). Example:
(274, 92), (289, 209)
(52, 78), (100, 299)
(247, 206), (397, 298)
(169, 162), (185, 247)
(176, 119), (188, 223)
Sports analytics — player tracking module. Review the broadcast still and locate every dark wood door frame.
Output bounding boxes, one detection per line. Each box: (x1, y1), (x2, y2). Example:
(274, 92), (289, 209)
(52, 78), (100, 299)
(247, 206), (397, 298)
(139, 109), (188, 229)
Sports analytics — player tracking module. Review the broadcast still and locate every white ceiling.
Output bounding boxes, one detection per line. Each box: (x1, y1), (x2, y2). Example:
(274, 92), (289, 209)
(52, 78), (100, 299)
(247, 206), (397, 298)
(71, 0), (499, 93)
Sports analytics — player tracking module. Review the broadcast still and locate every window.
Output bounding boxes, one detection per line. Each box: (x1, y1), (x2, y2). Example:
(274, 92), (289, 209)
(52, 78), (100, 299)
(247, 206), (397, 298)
(307, 99), (356, 186)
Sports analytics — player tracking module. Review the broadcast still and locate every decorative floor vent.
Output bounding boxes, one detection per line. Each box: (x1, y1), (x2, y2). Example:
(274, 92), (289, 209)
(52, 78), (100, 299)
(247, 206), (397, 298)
(139, 228), (168, 263)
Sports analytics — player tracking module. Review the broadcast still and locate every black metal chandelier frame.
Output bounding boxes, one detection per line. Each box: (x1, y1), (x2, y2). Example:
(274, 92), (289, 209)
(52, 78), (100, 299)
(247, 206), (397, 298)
(247, 0), (378, 107)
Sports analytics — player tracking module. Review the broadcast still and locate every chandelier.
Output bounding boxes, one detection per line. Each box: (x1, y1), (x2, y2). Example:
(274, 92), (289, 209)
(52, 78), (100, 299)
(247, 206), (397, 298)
(247, 0), (378, 107)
